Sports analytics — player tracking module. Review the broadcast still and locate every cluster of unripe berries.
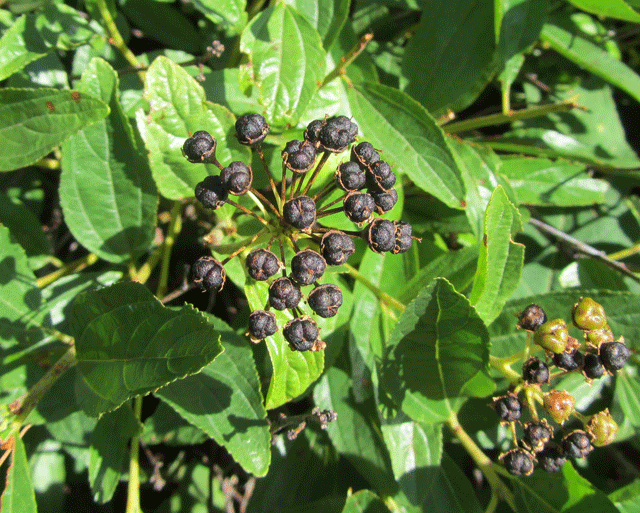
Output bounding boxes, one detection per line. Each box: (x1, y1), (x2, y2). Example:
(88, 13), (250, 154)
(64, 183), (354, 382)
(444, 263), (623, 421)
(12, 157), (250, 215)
(491, 298), (630, 476)
(186, 113), (417, 352)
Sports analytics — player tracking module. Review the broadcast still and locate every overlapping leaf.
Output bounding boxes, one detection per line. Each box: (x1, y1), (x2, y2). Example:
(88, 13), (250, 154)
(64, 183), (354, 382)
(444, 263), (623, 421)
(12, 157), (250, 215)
(0, 436), (37, 513)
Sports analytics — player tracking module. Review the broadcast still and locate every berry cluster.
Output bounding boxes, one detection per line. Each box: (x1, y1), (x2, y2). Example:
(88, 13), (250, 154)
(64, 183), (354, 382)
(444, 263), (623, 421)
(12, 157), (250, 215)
(187, 114), (418, 352)
(491, 298), (630, 476)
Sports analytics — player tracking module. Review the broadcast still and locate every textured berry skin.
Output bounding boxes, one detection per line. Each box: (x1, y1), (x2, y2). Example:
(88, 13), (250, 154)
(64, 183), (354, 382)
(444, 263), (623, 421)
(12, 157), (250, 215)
(522, 356), (550, 385)
(583, 353), (605, 380)
(183, 131), (217, 163)
(351, 141), (380, 168)
(392, 221), (413, 254)
(543, 390), (575, 424)
(523, 421), (552, 452)
(283, 196), (317, 230)
(248, 310), (277, 341)
(283, 316), (319, 351)
(366, 160), (396, 191)
(318, 116), (358, 152)
(195, 175), (228, 210)
(191, 256), (226, 292)
(534, 318), (569, 354)
(537, 445), (565, 472)
(572, 297), (607, 331)
(562, 430), (593, 459)
(492, 394), (522, 422)
(221, 161), (253, 195)
(587, 409), (618, 447)
(282, 139), (317, 173)
(336, 161), (366, 191)
(599, 341), (630, 372)
(500, 448), (535, 476)
(518, 304), (547, 332)
(290, 249), (326, 285)
(304, 119), (325, 146)
(308, 284), (343, 318)
(321, 230), (356, 266)
(268, 277), (302, 310)
(235, 113), (269, 145)
(552, 348), (584, 372)
(372, 188), (398, 214)
(366, 219), (396, 253)
(246, 249), (281, 281)
(586, 326), (614, 348)
(344, 192), (376, 224)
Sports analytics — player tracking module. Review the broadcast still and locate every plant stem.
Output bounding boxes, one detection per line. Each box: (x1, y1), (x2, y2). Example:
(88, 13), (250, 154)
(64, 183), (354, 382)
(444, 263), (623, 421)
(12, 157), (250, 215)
(36, 253), (99, 288)
(137, 245), (163, 285)
(126, 396), (143, 513)
(343, 263), (406, 312)
(447, 412), (516, 512)
(302, 152), (331, 196)
(489, 355), (523, 384)
(226, 199), (270, 226)
(321, 33), (374, 88)
(12, 345), (77, 424)
(156, 202), (182, 299)
(442, 100), (578, 134)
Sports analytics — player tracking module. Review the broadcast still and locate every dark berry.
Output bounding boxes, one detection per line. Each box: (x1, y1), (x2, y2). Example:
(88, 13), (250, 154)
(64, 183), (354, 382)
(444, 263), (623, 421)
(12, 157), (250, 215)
(543, 390), (575, 424)
(344, 192), (376, 224)
(522, 356), (550, 385)
(282, 139), (317, 173)
(308, 284), (343, 318)
(552, 348), (584, 371)
(247, 310), (278, 341)
(220, 161), (253, 195)
(523, 421), (552, 452)
(268, 277), (302, 311)
(366, 160), (396, 191)
(562, 430), (593, 459)
(372, 188), (398, 214)
(283, 196), (316, 230)
(366, 218), (396, 253)
(318, 116), (358, 152)
(537, 445), (565, 472)
(351, 141), (380, 168)
(246, 249), (281, 281)
(235, 113), (269, 146)
(492, 394), (522, 422)
(500, 448), (535, 476)
(290, 249), (326, 286)
(182, 130), (217, 163)
(392, 221), (413, 254)
(583, 353), (605, 380)
(572, 297), (607, 331)
(191, 256), (226, 292)
(304, 119), (325, 146)
(320, 230), (356, 266)
(335, 161), (366, 191)
(283, 316), (319, 351)
(517, 304), (547, 332)
(195, 175), (228, 210)
(599, 341), (630, 372)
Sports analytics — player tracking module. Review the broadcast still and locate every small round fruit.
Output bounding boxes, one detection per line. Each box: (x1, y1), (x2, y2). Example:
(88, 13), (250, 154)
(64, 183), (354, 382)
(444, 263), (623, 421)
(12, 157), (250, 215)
(599, 341), (630, 372)
(336, 161), (366, 191)
(537, 445), (565, 472)
(247, 310), (278, 341)
(282, 139), (317, 173)
(392, 221), (414, 254)
(246, 249), (281, 281)
(283, 316), (320, 351)
(572, 297), (607, 331)
(290, 249), (326, 286)
(194, 175), (228, 210)
(366, 160), (396, 191)
(191, 256), (226, 292)
(320, 230), (356, 266)
(268, 277), (302, 311)
(492, 394), (522, 422)
(562, 430), (593, 459)
(523, 420), (553, 452)
(522, 356), (550, 385)
(220, 161), (253, 195)
(543, 390), (575, 425)
(183, 130), (217, 163)
(308, 284), (343, 318)
(534, 318), (569, 354)
(351, 141), (380, 168)
(318, 116), (358, 153)
(366, 218), (396, 253)
(500, 448), (535, 476)
(517, 304), (547, 332)
(344, 192), (376, 225)
(583, 353), (605, 380)
(586, 409), (618, 447)
(283, 196), (317, 230)
(372, 188), (398, 214)
(235, 113), (269, 146)
(552, 348), (584, 372)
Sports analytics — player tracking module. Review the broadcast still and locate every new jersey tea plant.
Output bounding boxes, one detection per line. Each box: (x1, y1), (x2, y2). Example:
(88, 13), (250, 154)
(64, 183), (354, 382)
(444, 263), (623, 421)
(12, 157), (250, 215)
(1, 1), (640, 512)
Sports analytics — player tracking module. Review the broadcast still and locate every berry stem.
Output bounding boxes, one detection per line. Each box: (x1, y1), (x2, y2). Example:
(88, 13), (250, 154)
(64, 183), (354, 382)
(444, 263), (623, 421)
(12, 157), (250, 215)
(317, 194), (345, 213)
(226, 199), (270, 226)
(36, 252), (100, 288)
(126, 396), (143, 513)
(343, 263), (406, 312)
(488, 355), (522, 385)
(280, 162), (288, 212)
(249, 187), (281, 218)
(301, 152), (331, 196)
(157, 201), (182, 299)
(221, 232), (263, 264)
(525, 388), (539, 422)
(255, 143), (281, 205)
(321, 33), (374, 88)
(312, 181), (337, 203)
(213, 228), (270, 256)
(289, 174), (300, 201)
(316, 206), (344, 219)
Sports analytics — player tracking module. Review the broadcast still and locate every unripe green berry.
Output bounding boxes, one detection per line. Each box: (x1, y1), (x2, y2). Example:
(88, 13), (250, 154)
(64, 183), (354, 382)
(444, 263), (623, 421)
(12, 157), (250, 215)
(543, 390), (575, 425)
(572, 297), (607, 331)
(534, 318), (569, 354)
(586, 409), (618, 447)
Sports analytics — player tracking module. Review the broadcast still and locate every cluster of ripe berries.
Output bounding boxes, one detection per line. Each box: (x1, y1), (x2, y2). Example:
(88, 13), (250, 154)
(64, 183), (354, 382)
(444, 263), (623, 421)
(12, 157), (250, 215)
(185, 113), (417, 352)
(492, 298), (630, 476)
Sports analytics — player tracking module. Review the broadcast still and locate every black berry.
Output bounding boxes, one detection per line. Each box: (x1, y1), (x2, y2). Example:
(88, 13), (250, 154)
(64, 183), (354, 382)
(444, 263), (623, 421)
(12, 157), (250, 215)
(492, 394), (522, 422)
(344, 192), (376, 224)
(336, 161), (366, 191)
(283, 316), (319, 351)
(195, 175), (228, 210)
(583, 352), (605, 380)
(366, 160), (396, 191)
(562, 430), (593, 459)
(321, 230), (356, 266)
(290, 249), (326, 286)
(318, 116), (358, 152)
(235, 113), (269, 146)
(220, 161), (253, 195)
(523, 421), (552, 452)
(552, 348), (584, 371)
(537, 445), (565, 472)
(308, 284), (343, 318)
(351, 141), (380, 168)
(372, 188), (398, 214)
(366, 219), (396, 253)
(518, 304), (547, 332)
(282, 139), (317, 173)
(392, 221), (413, 254)
(247, 310), (278, 341)
(522, 356), (550, 385)
(599, 341), (630, 372)
(283, 196), (317, 230)
(191, 256), (226, 292)
(304, 119), (325, 146)
(246, 249), (281, 281)
(183, 130), (217, 163)
(500, 448), (535, 476)
(268, 277), (302, 311)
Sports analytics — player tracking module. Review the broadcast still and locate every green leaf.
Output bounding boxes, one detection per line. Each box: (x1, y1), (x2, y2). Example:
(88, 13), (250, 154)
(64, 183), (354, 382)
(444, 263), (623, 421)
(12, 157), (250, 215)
(382, 278), (491, 425)
(422, 453), (483, 513)
(342, 490), (390, 513)
(244, 280), (323, 410)
(0, 192), (49, 256)
(0, 88), (109, 172)
(60, 58), (157, 264)
(513, 461), (618, 512)
(469, 186), (524, 325)
(614, 370), (640, 430)
(347, 82), (465, 209)
(141, 401), (207, 446)
(239, 3), (326, 127)
(156, 323), (271, 476)
(0, 15), (47, 81)
(497, 0), (548, 61)
(0, 436), (38, 513)
(609, 480), (640, 513)
(500, 156), (608, 206)
(541, 20), (640, 107)
(314, 367), (396, 494)
(136, 56), (250, 200)
(284, 0), (350, 50)
(70, 281), (223, 416)
(400, 0), (495, 115)
(190, 0), (248, 34)
(89, 404), (142, 503)
(566, 0), (640, 23)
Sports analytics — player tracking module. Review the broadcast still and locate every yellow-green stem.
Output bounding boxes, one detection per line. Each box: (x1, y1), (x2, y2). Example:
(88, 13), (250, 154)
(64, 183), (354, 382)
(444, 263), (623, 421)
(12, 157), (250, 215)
(156, 202), (182, 299)
(343, 263), (406, 312)
(33, 157), (60, 170)
(489, 355), (522, 385)
(321, 33), (374, 88)
(126, 396), (143, 513)
(37, 253), (99, 288)
(136, 245), (164, 285)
